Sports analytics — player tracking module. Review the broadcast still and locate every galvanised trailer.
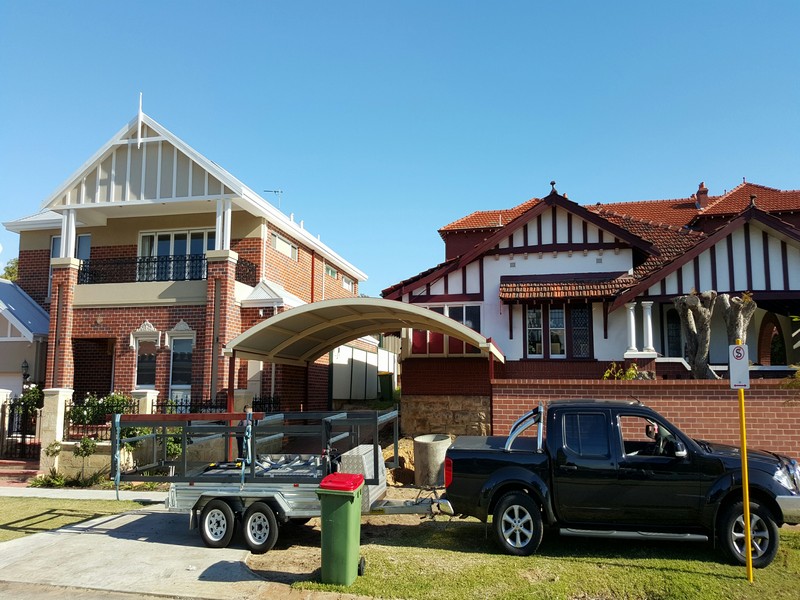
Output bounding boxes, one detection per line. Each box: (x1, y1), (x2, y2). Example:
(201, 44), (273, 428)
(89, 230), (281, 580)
(111, 409), (452, 553)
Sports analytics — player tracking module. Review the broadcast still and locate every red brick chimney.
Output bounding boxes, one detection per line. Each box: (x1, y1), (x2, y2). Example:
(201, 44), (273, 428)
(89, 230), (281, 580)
(696, 182), (709, 209)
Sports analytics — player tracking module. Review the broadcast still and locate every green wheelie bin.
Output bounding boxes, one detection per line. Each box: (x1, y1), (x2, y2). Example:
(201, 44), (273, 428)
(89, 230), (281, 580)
(316, 472), (365, 585)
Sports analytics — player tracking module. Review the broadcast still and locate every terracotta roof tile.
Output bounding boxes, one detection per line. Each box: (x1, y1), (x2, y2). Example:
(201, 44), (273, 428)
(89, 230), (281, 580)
(701, 182), (800, 215)
(440, 198), (540, 232)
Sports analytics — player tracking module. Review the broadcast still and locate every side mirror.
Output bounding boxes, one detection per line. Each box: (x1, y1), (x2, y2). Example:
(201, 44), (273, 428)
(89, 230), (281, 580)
(674, 440), (688, 458)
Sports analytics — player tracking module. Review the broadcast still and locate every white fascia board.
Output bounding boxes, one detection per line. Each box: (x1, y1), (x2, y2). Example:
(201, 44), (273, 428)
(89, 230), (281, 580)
(3, 211), (63, 233)
(0, 304), (35, 343)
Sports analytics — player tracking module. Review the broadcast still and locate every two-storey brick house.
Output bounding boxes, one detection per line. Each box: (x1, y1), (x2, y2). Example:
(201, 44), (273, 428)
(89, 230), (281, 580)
(3, 111), (369, 410)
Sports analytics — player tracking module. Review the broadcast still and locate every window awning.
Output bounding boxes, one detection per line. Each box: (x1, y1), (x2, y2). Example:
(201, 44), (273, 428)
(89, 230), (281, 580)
(225, 297), (505, 366)
(499, 272), (637, 302)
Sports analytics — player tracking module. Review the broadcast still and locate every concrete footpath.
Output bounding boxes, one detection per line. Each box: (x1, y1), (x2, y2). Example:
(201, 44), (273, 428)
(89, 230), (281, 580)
(0, 486), (367, 600)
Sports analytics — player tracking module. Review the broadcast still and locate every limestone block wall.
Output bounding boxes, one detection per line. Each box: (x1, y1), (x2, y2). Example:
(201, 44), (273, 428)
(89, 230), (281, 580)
(401, 395), (491, 437)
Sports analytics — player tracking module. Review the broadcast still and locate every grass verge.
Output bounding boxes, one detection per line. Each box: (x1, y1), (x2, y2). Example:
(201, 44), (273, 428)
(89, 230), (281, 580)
(0, 497), (146, 543)
(297, 519), (800, 600)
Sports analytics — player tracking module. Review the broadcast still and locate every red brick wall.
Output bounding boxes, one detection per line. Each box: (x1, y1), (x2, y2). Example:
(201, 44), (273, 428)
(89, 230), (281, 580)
(401, 358), (492, 395)
(47, 263), (78, 388)
(491, 379), (800, 457)
(17, 249), (51, 308)
(70, 305), (207, 398)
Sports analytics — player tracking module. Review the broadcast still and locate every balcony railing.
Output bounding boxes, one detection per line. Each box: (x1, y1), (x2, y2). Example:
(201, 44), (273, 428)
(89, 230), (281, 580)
(77, 256), (258, 286)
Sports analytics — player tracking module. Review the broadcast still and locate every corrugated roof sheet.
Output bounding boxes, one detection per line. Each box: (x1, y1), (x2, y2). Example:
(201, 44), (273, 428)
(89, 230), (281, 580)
(0, 279), (50, 338)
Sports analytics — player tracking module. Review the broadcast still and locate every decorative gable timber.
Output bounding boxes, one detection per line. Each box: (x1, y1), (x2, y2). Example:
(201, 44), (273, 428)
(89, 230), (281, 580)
(40, 113), (239, 220)
(609, 204), (800, 311)
(455, 187), (658, 269)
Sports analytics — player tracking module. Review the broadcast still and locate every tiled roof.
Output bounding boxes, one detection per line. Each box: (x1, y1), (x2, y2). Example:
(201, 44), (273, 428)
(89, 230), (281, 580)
(440, 198), (540, 232)
(499, 273), (638, 301)
(701, 182), (800, 215)
(591, 198), (698, 227)
(593, 182), (800, 226)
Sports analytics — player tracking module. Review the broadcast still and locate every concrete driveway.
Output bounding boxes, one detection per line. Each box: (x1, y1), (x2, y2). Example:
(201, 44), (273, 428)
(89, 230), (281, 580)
(0, 489), (363, 600)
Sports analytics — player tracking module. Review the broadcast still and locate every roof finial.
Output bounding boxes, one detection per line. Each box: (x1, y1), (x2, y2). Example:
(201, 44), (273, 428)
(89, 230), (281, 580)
(550, 180), (557, 193)
(750, 194), (757, 208)
(137, 92), (143, 149)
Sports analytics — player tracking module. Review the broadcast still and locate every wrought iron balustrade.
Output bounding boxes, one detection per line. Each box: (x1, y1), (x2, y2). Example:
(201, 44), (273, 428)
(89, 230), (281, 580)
(77, 255), (258, 285)
(78, 255), (208, 284)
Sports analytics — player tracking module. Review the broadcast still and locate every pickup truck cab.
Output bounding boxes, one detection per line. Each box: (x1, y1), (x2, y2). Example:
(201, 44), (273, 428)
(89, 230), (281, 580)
(444, 400), (800, 567)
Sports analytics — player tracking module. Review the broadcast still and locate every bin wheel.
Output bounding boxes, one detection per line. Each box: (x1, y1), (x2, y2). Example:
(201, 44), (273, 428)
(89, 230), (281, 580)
(358, 556), (366, 576)
(242, 502), (279, 554)
(200, 499), (235, 548)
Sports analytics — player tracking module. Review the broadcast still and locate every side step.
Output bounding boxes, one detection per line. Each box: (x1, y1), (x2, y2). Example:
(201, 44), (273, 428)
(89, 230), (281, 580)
(560, 528), (708, 542)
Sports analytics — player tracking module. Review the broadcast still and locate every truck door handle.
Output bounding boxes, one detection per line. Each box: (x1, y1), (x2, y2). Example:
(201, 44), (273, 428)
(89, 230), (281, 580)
(560, 464), (578, 471)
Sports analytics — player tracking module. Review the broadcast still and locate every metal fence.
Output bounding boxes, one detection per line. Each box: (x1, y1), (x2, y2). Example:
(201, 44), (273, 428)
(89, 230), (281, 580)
(251, 395), (281, 413)
(64, 396), (139, 442)
(1, 396), (41, 459)
(151, 397), (228, 414)
(78, 255), (259, 286)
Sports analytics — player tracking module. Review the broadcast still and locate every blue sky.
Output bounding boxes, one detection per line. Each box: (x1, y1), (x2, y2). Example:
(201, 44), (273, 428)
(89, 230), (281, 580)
(1, 1), (798, 296)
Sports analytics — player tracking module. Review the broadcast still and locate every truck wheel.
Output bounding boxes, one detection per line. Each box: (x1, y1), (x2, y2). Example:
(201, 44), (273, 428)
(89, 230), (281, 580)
(200, 499), (235, 548)
(493, 492), (543, 556)
(719, 500), (780, 568)
(242, 502), (279, 553)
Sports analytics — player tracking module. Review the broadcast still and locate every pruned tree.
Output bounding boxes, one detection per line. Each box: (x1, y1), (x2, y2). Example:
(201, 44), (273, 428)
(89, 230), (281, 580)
(673, 290), (720, 379)
(718, 292), (757, 344)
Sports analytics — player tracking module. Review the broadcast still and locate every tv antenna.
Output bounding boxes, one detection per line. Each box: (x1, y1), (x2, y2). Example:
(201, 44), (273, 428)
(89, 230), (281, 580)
(263, 189), (283, 209)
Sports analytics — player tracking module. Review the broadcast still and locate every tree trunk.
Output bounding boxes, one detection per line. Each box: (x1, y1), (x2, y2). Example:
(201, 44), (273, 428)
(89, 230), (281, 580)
(673, 291), (720, 379)
(718, 293), (757, 344)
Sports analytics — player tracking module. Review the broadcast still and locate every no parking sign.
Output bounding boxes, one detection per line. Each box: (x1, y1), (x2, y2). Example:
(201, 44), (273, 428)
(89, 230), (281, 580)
(729, 344), (750, 389)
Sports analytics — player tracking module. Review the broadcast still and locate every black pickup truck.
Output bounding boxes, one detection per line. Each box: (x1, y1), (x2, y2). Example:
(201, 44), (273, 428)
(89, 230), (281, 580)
(443, 400), (800, 567)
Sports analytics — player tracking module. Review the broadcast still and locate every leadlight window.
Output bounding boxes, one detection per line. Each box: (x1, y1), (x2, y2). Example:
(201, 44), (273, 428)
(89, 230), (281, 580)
(571, 305), (591, 358)
(549, 307), (566, 357)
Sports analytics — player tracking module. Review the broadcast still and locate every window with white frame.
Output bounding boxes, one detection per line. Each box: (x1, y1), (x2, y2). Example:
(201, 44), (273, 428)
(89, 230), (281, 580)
(165, 320), (196, 404)
(130, 320), (160, 389)
(138, 229), (215, 281)
(526, 307), (543, 356)
(325, 265), (338, 278)
(270, 232), (298, 261)
(342, 275), (354, 292)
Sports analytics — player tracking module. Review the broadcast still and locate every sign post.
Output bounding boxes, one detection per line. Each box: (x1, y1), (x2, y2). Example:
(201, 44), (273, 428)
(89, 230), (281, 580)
(729, 340), (753, 582)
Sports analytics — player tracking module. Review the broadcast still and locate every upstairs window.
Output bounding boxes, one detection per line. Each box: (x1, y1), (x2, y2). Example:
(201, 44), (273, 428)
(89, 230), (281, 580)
(270, 233), (298, 261)
(342, 275), (354, 293)
(325, 265), (338, 278)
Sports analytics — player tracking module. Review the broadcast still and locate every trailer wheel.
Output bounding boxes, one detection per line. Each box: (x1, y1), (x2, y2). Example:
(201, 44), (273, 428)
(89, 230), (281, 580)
(200, 499), (235, 548)
(242, 502), (279, 553)
(493, 491), (543, 556)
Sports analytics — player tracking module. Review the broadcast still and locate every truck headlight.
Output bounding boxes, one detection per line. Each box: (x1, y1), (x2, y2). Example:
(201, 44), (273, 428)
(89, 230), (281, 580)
(790, 460), (800, 492)
(774, 467), (795, 491)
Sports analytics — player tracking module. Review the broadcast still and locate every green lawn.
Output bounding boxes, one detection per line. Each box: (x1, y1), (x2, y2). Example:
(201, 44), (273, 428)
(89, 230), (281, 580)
(0, 497), (146, 543)
(300, 519), (800, 600)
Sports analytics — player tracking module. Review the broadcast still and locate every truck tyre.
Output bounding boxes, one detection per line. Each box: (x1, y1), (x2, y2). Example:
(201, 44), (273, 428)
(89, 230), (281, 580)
(200, 499), (235, 548)
(493, 491), (543, 556)
(719, 500), (780, 568)
(242, 502), (279, 553)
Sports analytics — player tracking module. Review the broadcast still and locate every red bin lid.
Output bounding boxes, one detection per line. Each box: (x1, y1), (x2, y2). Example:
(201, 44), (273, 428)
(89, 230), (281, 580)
(320, 472), (364, 491)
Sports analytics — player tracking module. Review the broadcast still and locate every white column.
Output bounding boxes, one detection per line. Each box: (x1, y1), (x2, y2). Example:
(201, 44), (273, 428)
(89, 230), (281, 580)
(625, 302), (638, 352)
(59, 210), (76, 258)
(223, 198), (232, 250)
(641, 301), (655, 352)
(215, 201), (224, 250)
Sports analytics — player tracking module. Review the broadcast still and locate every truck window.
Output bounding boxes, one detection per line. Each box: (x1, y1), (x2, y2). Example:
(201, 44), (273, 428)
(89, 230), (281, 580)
(618, 414), (677, 457)
(563, 413), (609, 457)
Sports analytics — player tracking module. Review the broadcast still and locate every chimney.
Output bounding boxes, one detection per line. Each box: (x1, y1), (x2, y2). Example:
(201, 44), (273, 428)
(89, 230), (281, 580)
(696, 182), (709, 209)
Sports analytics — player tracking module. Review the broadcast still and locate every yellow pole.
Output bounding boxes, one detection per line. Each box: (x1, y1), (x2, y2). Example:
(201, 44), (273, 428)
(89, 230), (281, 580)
(736, 338), (753, 582)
